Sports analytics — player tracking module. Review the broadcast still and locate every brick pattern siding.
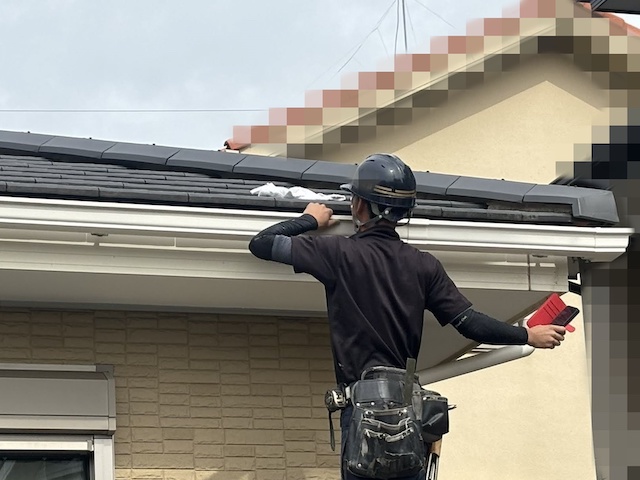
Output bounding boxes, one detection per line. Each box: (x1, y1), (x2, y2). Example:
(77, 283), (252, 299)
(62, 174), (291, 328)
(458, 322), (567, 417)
(0, 308), (342, 480)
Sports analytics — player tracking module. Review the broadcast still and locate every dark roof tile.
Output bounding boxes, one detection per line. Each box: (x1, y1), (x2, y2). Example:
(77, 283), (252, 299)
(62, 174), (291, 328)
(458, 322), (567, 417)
(187, 192), (277, 208)
(142, 178), (229, 188)
(0, 170), (57, 179)
(412, 205), (443, 217)
(34, 178), (125, 188)
(442, 207), (522, 222)
(98, 187), (189, 203)
(1, 175), (37, 183)
(140, 184), (210, 194)
(416, 199), (485, 208)
(6, 181), (100, 197)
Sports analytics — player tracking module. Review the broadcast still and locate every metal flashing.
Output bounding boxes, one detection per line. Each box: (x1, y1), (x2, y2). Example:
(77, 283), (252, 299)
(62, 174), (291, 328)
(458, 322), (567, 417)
(39, 136), (116, 160)
(0, 130), (56, 155)
(414, 171), (460, 196)
(166, 148), (246, 174)
(101, 142), (180, 167)
(446, 177), (536, 203)
(233, 154), (317, 180)
(523, 184), (619, 224)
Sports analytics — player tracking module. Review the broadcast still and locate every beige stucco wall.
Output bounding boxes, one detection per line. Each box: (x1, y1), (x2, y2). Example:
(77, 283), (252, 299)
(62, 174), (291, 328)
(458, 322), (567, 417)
(427, 292), (596, 480)
(395, 81), (605, 184)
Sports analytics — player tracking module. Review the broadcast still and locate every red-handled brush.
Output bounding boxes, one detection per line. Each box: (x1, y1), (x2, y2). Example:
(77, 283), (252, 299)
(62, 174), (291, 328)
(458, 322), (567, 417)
(526, 293), (578, 333)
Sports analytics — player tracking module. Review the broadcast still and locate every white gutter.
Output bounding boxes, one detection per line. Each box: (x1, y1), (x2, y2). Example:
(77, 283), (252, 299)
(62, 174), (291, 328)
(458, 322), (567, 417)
(418, 345), (535, 386)
(0, 196), (633, 263)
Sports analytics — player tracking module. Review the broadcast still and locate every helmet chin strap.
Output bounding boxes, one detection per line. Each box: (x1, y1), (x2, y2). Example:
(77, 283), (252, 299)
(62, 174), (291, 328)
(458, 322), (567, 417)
(352, 204), (414, 232)
(352, 204), (391, 232)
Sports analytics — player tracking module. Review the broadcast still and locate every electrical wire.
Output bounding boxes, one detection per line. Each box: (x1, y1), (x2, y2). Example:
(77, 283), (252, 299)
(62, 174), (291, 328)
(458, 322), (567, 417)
(402, 0), (408, 53)
(412, 0), (455, 29)
(405, 0), (418, 47)
(331, 0), (397, 80)
(307, 0), (397, 88)
(376, 26), (390, 58)
(394, 0), (400, 57)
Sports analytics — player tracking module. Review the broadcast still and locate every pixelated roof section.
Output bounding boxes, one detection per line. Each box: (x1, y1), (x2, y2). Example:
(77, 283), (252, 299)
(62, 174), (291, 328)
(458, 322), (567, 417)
(0, 129), (620, 226)
(578, 0), (640, 16)
(227, 0), (640, 157)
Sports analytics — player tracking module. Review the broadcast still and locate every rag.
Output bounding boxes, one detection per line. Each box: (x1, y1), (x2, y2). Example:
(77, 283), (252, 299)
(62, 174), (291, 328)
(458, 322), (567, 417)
(250, 183), (347, 202)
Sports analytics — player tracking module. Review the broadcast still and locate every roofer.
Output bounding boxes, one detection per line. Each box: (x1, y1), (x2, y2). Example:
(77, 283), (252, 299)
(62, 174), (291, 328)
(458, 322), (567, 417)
(248, 153), (567, 480)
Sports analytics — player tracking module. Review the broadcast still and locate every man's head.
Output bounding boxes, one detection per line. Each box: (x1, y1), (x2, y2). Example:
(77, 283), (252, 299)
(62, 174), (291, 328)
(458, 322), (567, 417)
(340, 153), (417, 231)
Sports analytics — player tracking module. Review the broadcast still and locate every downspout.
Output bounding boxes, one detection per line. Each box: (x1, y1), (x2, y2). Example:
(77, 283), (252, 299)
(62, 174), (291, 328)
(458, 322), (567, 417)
(417, 345), (535, 386)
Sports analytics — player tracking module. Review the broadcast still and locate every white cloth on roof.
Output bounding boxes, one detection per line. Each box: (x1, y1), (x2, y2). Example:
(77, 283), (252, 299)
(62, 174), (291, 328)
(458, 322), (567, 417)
(250, 182), (347, 201)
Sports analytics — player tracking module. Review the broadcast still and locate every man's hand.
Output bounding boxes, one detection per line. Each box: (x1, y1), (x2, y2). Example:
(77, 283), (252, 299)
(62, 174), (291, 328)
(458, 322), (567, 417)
(304, 203), (339, 229)
(526, 324), (566, 349)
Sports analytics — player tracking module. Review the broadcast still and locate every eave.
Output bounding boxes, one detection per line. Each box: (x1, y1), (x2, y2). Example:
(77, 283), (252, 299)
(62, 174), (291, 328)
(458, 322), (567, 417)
(0, 196), (630, 263)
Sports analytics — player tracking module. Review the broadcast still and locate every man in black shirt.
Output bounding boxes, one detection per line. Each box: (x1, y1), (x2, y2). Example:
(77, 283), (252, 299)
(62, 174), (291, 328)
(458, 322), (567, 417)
(249, 153), (566, 479)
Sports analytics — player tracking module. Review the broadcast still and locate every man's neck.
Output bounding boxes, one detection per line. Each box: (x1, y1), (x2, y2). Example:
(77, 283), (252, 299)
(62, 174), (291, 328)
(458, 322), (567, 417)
(357, 219), (397, 233)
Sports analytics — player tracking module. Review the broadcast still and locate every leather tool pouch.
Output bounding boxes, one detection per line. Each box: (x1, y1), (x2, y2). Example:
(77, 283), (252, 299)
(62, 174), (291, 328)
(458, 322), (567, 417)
(344, 378), (426, 479)
(414, 390), (450, 444)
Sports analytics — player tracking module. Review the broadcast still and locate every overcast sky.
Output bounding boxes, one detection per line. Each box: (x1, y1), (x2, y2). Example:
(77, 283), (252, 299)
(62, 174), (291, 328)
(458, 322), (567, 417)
(0, 1), (638, 150)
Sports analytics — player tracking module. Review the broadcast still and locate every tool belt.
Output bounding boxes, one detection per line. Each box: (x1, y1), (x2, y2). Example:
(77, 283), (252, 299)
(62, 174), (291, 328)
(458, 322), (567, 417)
(324, 360), (452, 479)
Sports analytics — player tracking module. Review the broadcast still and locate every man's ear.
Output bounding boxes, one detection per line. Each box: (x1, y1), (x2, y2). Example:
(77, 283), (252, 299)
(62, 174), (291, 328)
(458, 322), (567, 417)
(355, 197), (371, 221)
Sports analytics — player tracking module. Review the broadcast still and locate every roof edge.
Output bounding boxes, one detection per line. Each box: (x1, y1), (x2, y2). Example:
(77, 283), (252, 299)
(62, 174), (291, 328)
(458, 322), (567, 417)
(0, 129), (623, 226)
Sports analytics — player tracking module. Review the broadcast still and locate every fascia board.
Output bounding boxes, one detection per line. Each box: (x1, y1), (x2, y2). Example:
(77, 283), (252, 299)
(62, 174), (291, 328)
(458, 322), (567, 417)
(0, 196), (632, 263)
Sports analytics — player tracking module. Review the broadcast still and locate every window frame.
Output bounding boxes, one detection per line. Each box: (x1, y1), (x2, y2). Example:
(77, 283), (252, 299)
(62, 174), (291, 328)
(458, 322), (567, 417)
(0, 434), (114, 480)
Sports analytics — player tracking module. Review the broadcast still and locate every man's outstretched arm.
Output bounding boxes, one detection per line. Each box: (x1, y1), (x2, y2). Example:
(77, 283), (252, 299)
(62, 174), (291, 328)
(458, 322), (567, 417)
(248, 203), (337, 264)
(249, 213), (317, 264)
(451, 308), (566, 349)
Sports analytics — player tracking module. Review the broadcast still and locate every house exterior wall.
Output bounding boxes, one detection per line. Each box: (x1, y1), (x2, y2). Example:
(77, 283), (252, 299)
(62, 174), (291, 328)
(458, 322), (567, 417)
(396, 80), (605, 183)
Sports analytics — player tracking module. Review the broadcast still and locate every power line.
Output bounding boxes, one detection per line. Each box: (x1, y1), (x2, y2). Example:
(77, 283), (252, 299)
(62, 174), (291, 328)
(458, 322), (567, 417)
(0, 108), (266, 113)
(405, 0), (418, 47)
(313, 0), (396, 86)
(394, 0), (400, 56)
(412, 0), (455, 29)
(401, 0), (408, 53)
(376, 26), (391, 58)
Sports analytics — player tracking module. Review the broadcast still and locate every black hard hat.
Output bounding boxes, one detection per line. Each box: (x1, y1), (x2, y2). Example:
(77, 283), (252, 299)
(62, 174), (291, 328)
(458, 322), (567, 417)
(341, 153), (417, 210)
